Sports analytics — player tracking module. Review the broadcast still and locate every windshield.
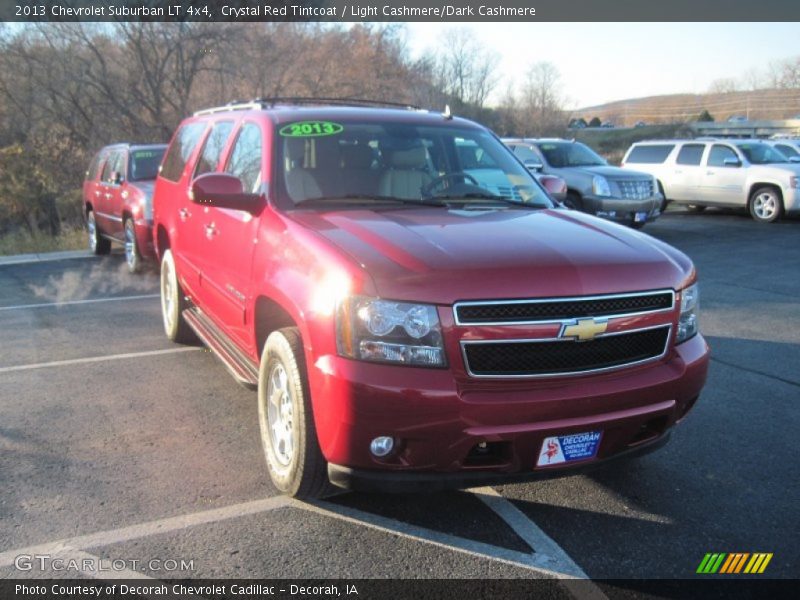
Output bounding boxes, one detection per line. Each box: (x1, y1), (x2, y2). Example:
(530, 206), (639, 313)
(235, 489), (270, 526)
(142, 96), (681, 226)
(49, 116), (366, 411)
(275, 120), (552, 209)
(737, 143), (789, 165)
(129, 147), (166, 181)
(536, 142), (606, 168)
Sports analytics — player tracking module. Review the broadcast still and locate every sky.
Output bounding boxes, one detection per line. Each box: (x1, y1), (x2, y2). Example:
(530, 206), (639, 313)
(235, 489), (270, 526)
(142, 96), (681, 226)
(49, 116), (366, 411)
(403, 22), (800, 109)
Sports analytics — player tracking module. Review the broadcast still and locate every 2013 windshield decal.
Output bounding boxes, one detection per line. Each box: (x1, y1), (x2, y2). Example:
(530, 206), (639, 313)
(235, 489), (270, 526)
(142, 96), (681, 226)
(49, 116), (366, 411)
(279, 121), (343, 137)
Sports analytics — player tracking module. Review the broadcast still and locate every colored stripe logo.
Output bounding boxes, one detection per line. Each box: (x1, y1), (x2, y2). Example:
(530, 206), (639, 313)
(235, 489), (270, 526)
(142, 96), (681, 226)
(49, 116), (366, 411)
(697, 553), (773, 574)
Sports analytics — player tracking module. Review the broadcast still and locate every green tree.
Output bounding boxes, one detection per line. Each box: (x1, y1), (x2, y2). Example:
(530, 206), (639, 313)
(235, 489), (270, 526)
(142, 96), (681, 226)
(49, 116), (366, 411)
(697, 110), (715, 122)
(589, 116), (602, 127)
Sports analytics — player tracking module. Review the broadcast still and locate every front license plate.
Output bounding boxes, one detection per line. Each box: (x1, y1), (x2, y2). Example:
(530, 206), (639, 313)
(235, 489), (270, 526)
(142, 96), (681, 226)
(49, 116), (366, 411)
(537, 431), (602, 467)
(635, 211), (648, 222)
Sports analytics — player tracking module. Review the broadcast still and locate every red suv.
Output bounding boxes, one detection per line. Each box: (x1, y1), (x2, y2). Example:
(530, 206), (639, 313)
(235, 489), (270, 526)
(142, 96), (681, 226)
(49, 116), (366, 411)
(153, 100), (709, 498)
(83, 143), (167, 272)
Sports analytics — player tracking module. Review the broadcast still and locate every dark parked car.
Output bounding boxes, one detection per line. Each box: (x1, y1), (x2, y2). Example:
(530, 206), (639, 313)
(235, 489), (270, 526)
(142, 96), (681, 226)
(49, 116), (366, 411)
(153, 100), (708, 498)
(83, 143), (167, 272)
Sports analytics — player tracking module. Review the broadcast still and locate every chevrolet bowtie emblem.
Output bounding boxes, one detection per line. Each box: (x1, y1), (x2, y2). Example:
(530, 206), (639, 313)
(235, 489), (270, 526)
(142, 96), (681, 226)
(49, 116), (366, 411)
(561, 318), (608, 341)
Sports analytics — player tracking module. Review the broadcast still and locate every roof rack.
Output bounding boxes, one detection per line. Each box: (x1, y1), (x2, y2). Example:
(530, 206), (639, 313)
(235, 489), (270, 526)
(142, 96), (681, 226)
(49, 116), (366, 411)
(193, 97), (422, 116)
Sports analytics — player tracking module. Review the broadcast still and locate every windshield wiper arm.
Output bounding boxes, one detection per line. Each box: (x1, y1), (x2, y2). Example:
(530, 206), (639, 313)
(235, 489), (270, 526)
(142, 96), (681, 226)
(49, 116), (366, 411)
(293, 195), (448, 207)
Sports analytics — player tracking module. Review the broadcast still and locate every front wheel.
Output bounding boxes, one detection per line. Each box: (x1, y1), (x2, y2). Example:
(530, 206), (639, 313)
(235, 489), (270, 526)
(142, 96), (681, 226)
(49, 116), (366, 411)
(258, 327), (330, 499)
(124, 219), (142, 274)
(564, 192), (583, 211)
(159, 249), (195, 344)
(749, 187), (783, 223)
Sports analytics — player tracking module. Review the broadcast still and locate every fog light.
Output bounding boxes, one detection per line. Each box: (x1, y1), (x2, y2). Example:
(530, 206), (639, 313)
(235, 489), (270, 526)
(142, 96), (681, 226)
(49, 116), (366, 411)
(370, 436), (394, 457)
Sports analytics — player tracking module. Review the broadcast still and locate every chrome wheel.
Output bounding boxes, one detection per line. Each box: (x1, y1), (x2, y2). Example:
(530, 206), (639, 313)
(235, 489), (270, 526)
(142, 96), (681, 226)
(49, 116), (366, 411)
(88, 213), (97, 253)
(125, 222), (136, 269)
(160, 254), (176, 334)
(267, 363), (294, 467)
(753, 192), (778, 221)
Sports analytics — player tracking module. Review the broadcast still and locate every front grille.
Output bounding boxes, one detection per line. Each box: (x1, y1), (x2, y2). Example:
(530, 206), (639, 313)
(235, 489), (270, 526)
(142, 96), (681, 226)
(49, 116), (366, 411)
(456, 292), (673, 324)
(463, 326), (670, 377)
(617, 179), (654, 200)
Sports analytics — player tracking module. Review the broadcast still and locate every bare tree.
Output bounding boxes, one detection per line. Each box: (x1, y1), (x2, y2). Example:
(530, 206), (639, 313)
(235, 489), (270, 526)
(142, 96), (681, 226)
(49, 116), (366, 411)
(520, 61), (565, 136)
(435, 28), (500, 109)
(707, 78), (739, 94)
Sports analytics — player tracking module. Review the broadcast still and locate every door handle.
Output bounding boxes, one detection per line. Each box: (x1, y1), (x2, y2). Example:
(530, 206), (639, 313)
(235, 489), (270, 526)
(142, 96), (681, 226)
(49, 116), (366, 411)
(94, 190), (101, 197)
(205, 223), (218, 239)
(706, 171), (714, 175)
(179, 208), (190, 222)
(674, 170), (682, 174)
(104, 193), (112, 199)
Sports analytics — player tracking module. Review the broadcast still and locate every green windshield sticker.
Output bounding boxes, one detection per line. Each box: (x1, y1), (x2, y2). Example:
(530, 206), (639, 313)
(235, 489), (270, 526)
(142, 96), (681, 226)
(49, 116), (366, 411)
(279, 121), (343, 137)
(132, 151), (159, 159)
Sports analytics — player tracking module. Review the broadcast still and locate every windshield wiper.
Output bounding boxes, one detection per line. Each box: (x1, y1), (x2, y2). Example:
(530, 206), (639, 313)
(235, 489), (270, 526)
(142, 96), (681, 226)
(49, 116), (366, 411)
(293, 195), (448, 208)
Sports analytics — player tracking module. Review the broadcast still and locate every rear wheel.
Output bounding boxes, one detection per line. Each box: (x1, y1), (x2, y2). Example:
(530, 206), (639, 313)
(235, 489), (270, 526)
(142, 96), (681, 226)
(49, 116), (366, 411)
(159, 249), (195, 344)
(124, 219), (142, 274)
(87, 210), (111, 255)
(258, 327), (330, 499)
(749, 187), (783, 223)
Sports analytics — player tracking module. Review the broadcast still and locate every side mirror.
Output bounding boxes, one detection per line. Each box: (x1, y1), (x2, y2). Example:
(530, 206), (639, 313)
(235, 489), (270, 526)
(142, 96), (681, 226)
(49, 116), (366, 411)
(723, 157), (741, 167)
(539, 176), (567, 201)
(190, 173), (261, 213)
(524, 159), (544, 172)
(111, 171), (124, 185)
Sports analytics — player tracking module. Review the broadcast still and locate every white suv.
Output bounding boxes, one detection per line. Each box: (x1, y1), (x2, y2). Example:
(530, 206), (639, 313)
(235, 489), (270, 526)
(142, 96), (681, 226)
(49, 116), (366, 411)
(621, 139), (800, 223)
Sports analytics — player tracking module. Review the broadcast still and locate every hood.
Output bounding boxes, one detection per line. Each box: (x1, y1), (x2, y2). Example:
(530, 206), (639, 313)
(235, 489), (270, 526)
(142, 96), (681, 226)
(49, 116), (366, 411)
(289, 207), (693, 304)
(561, 165), (652, 180)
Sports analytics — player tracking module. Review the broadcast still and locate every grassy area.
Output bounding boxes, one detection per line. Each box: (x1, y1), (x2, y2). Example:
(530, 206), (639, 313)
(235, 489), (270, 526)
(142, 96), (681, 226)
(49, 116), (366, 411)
(0, 226), (86, 256)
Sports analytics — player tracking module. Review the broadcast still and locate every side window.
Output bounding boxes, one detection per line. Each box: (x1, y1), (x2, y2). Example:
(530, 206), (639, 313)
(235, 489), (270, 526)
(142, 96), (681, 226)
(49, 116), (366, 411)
(707, 145), (739, 167)
(86, 151), (105, 181)
(225, 123), (263, 194)
(160, 122), (207, 182)
(100, 150), (123, 183)
(513, 145), (539, 162)
(676, 144), (705, 166)
(625, 144), (674, 164)
(194, 121), (235, 177)
(776, 144), (799, 158)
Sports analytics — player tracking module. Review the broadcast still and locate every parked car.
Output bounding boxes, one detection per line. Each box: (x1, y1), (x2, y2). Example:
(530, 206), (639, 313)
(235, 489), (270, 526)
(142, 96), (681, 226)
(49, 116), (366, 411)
(621, 139), (800, 222)
(83, 143), (167, 272)
(503, 138), (663, 228)
(153, 100), (708, 498)
(727, 115), (748, 123)
(764, 138), (800, 162)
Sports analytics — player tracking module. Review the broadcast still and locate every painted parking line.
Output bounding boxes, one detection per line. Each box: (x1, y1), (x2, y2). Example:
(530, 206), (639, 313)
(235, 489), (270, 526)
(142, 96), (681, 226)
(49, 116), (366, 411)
(470, 487), (609, 600)
(0, 294), (159, 312)
(0, 496), (292, 569)
(0, 347), (202, 375)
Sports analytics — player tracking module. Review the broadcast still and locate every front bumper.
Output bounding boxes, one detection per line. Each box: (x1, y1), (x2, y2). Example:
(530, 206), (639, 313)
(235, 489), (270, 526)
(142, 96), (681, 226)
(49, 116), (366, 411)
(582, 194), (663, 224)
(308, 333), (709, 491)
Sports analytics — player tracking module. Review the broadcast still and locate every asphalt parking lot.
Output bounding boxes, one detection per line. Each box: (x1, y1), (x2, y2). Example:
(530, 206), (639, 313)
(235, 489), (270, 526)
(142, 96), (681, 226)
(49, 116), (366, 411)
(1, 208), (798, 592)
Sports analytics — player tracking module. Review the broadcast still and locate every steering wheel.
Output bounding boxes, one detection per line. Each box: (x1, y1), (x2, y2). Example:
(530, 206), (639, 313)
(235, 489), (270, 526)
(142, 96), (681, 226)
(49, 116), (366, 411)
(421, 172), (480, 197)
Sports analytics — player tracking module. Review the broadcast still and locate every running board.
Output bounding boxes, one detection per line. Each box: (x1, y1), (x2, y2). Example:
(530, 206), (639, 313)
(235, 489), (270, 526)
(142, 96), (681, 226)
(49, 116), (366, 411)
(183, 307), (259, 389)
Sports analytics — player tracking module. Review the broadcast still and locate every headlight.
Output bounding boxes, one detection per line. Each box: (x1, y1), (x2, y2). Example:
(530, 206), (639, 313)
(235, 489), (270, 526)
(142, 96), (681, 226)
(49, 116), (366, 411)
(336, 296), (446, 367)
(592, 175), (612, 197)
(676, 283), (699, 343)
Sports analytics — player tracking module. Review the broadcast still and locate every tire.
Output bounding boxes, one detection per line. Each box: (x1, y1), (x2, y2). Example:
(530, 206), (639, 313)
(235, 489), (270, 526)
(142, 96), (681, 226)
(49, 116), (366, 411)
(748, 187), (783, 223)
(159, 249), (196, 344)
(258, 327), (331, 499)
(686, 205), (706, 213)
(564, 192), (583, 211)
(87, 210), (111, 255)
(124, 219), (142, 274)
(629, 220), (646, 230)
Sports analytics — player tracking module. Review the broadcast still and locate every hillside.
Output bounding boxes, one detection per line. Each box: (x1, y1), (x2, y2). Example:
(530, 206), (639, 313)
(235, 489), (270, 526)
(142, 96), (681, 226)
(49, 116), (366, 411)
(573, 89), (800, 127)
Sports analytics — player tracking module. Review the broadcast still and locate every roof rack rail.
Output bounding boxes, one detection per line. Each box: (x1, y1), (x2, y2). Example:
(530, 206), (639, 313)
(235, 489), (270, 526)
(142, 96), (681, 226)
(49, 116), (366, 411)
(193, 97), (422, 116)
(193, 101), (264, 116)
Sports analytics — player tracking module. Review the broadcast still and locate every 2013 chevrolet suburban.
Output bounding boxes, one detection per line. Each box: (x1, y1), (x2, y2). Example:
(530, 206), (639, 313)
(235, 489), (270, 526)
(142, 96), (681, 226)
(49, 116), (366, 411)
(153, 100), (709, 498)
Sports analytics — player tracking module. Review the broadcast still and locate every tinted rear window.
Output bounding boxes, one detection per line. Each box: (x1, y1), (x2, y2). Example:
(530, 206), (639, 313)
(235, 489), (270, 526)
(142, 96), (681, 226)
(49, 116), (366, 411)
(194, 121), (235, 177)
(626, 144), (674, 164)
(676, 144), (705, 166)
(775, 144), (799, 158)
(160, 122), (207, 182)
(86, 151), (106, 181)
(129, 148), (166, 181)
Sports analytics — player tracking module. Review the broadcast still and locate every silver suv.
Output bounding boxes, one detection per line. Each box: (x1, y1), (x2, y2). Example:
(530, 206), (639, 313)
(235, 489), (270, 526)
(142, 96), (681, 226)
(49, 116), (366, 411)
(504, 138), (662, 229)
(622, 139), (800, 223)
